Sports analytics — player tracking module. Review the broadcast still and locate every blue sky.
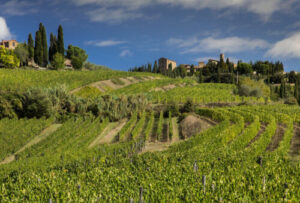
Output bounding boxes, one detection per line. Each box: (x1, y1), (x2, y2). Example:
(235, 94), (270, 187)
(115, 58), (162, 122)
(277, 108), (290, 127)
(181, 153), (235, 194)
(1, 0), (300, 71)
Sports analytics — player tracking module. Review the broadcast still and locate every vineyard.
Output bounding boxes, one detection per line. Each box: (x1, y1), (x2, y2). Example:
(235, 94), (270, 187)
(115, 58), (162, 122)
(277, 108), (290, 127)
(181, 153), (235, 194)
(0, 70), (300, 202)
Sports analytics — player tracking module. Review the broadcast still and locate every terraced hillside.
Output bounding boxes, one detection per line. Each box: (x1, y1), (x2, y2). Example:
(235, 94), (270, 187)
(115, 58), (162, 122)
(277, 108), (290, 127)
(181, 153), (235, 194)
(0, 73), (299, 202)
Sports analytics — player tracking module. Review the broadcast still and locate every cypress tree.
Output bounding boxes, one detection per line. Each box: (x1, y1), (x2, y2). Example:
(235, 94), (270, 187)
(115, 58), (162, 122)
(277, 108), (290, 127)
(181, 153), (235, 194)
(39, 23), (48, 67)
(153, 61), (158, 73)
(49, 33), (58, 62)
(57, 25), (64, 55)
(28, 33), (34, 60)
(295, 77), (300, 104)
(147, 63), (152, 72)
(34, 31), (43, 66)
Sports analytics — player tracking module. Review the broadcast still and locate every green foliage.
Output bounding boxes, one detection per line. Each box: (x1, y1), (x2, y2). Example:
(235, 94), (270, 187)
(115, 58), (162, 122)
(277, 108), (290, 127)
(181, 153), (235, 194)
(181, 99), (195, 113)
(156, 111), (164, 141)
(67, 45), (87, 63)
(49, 33), (58, 62)
(238, 77), (270, 98)
(0, 46), (20, 68)
(118, 112), (137, 141)
(39, 23), (48, 67)
(111, 78), (125, 86)
(51, 53), (65, 70)
(34, 30), (43, 66)
(144, 111), (155, 141)
(71, 56), (83, 70)
(74, 86), (102, 99)
(14, 43), (29, 66)
(168, 111), (173, 140)
(27, 33), (34, 59)
(57, 25), (64, 55)
(83, 62), (110, 71)
(237, 62), (252, 74)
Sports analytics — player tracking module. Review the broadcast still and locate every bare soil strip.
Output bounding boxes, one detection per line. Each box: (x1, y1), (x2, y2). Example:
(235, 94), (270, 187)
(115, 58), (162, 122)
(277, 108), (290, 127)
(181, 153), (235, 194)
(71, 76), (159, 94)
(171, 117), (180, 144)
(141, 117), (215, 154)
(266, 124), (286, 152)
(88, 122), (118, 148)
(91, 119), (128, 146)
(290, 125), (300, 158)
(247, 124), (266, 148)
(0, 124), (62, 165)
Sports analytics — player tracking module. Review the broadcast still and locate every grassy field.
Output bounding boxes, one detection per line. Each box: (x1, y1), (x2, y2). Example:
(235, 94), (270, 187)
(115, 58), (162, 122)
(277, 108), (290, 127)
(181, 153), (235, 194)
(0, 69), (299, 202)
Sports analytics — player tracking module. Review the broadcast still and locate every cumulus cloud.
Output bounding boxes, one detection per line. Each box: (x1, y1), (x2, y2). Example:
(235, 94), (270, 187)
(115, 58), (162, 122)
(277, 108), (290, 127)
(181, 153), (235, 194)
(266, 32), (300, 58)
(0, 17), (12, 40)
(168, 36), (269, 54)
(120, 49), (132, 57)
(71, 0), (288, 22)
(86, 40), (127, 47)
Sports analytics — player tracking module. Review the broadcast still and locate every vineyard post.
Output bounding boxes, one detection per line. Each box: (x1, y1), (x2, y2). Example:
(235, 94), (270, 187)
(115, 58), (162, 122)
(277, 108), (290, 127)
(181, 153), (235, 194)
(139, 187), (143, 203)
(193, 162), (198, 172)
(129, 198), (134, 203)
(202, 175), (206, 193)
(263, 176), (266, 192)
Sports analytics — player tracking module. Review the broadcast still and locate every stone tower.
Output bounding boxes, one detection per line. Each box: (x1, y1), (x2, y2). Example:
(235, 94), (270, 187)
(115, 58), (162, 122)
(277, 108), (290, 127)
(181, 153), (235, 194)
(220, 53), (225, 62)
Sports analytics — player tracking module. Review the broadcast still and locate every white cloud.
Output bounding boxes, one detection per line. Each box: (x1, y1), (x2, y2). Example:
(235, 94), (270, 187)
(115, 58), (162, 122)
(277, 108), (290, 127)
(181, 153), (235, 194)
(168, 36), (269, 54)
(71, 0), (288, 22)
(266, 32), (300, 58)
(87, 8), (143, 23)
(120, 49), (132, 57)
(86, 40), (127, 47)
(2, 0), (37, 16)
(0, 17), (12, 40)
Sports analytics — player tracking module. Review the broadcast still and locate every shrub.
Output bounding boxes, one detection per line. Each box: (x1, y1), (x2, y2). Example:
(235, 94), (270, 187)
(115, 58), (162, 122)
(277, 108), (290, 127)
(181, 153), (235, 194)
(51, 53), (65, 70)
(181, 99), (195, 113)
(0, 97), (17, 118)
(284, 97), (298, 105)
(23, 89), (53, 118)
(71, 56), (83, 70)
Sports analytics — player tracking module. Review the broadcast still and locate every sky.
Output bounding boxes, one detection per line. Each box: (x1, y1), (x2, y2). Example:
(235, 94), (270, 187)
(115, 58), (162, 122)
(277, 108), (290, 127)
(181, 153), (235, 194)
(1, 0), (300, 72)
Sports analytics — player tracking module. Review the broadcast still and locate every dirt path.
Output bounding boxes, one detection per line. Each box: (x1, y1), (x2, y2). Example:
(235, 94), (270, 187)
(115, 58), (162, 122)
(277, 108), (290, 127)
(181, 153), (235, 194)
(266, 124), (286, 152)
(90, 119), (128, 146)
(70, 76), (159, 94)
(171, 117), (180, 144)
(88, 122), (118, 148)
(290, 125), (300, 158)
(0, 124), (62, 165)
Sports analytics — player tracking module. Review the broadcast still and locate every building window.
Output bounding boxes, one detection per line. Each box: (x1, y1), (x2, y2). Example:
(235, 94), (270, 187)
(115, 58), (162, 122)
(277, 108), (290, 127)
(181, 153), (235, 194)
(13, 42), (15, 47)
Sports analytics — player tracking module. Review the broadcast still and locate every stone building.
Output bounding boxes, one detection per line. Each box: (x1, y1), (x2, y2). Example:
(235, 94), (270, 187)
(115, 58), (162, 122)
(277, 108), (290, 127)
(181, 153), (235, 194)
(159, 57), (177, 72)
(0, 40), (18, 50)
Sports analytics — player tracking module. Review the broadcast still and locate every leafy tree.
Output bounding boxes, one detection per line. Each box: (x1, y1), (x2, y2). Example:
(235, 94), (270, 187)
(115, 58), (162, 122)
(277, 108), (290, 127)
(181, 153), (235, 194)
(174, 65), (187, 78)
(57, 25), (64, 55)
(27, 33), (34, 59)
(39, 23), (48, 67)
(66, 45), (88, 62)
(34, 30), (43, 66)
(237, 63), (253, 75)
(14, 43), (29, 66)
(51, 53), (65, 70)
(0, 46), (20, 68)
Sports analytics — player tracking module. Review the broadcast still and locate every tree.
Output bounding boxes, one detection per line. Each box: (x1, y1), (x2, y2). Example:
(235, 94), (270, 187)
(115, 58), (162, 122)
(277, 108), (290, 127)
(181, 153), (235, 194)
(51, 53), (65, 70)
(295, 76), (300, 104)
(49, 33), (58, 62)
(190, 64), (195, 75)
(152, 60), (158, 73)
(147, 63), (152, 72)
(57, 25), (64, 55)
(280, 79), (287, 99)
(237, 63), (253, 75)
(34, 31), (43, 66)
(27, 33), (34, 59)
(66, 45), (87, 61)
(71, 56), (84, 70)
(0, 46), (20, 68)
(39, 23), (48, 67)
(14, 43), (29, 66)
(66, 45), (87, 70)
(198, 69), (203, 83)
